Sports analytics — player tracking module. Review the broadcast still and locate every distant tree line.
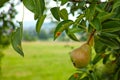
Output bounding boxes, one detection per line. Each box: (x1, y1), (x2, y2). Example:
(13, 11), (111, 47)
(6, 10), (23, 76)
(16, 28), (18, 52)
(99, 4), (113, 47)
(22, 27), (87, 42)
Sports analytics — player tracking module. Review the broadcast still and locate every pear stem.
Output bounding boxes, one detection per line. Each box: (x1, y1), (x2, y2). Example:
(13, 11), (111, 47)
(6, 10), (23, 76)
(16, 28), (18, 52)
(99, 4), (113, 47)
(87, 29), (96, 44)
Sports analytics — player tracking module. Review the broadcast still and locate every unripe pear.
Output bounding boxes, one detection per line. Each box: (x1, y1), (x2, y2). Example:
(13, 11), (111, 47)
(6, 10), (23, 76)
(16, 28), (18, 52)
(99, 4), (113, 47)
(95, 61), (117, 79)
(102, 61), (117, 74)
(70, 43), (91, 68)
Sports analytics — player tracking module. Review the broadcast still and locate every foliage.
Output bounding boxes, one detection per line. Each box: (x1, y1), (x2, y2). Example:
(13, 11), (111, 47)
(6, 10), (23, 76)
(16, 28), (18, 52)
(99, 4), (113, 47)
(38, 29), (49, 40)
(1, 0), (120, 80)
(22, 28), (70, 41)
(0, 0), (20, 78)
(23, 29), (38, 41)
(0, 0), (23, 57)
(0, 1), (18, 49)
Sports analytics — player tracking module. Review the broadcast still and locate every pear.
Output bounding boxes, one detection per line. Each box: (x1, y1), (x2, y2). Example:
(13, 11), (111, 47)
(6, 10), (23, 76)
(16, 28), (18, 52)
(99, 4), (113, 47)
(70, 43), (91, 68)
(95, 61), (117, 79)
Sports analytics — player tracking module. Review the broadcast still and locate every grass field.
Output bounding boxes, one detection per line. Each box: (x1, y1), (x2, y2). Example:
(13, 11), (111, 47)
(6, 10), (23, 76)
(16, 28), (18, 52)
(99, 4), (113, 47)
(1, 41), (82, 80)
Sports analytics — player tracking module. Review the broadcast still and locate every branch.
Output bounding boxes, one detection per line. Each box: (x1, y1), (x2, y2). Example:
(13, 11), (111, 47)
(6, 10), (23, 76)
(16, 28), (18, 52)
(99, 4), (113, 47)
(87, 29), (96, 44)
(70, 0), (103, 4)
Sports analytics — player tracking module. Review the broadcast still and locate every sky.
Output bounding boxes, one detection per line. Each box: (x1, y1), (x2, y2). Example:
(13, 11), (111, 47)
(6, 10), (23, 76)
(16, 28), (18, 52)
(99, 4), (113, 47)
(15, 4), (34, 22)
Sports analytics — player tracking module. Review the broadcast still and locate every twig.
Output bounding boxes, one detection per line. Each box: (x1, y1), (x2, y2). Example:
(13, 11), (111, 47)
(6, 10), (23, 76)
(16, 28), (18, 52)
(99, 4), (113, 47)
(87, 29), (96, 44)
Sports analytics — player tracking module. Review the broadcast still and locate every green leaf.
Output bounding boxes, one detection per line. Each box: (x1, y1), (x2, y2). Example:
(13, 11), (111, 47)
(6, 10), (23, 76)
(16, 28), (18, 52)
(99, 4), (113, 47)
(90, 18), (102, 31)
(102, 21), (120, 32)
(61, 0), (68, 5)
(11, 23), (24, 57)
(0, 0), (9, 7)
(34, 0), (45, 19)
(98, 12), (115, 22)
(59, 8), (68, 20)
(78, 1), (86, 8)
(92, 54), (103, 65)
(94, 36), (106, 54)
(112, 1), (120, 11)
(54, 20), (73, 40)
(36, 15), (46, 33)
(103, 54), (110, 64)
(74, 14), (84, 26)
(113, 68), (120, 80)
(67, 27), (83, 34)
(98, 36), (119, 49)
(68, 73), (82, 80)
(23, 0), (35, 13)
(95, 6), (104, 12)
(50, 7), (60, 21)
(23, 0), (45, 20)
(86, 3), (96, 21)
(89, 72), (98, 80)
(100, 32), (119, 39)
(65, 30), (79, 41)
(113, 6), (120, 18)
(80, 76), (89, 80)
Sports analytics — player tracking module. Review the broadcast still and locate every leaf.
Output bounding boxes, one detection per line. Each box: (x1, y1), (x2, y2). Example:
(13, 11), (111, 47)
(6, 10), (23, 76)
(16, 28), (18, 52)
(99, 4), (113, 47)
(113, 68), (120, 80)
(23, 0), (35, 13)
(54, 20), (73, 40)
(11, 23), (24, 57)
(113, 6), (120, 18)
(34, 0), (45, 19)
(68, 73), (82, 80)
(89, 72), (98, 80)
(112, 0), (120, 11)
(98, 12), (115, 22)
(95, 6), (104, 12)
(90, 18), (102, 31)
(61, 0), (68, 5)
(92, 54), (103, 65)
(74, 14), (84, 26)
(98, 36), (119, 49)
(102, 21), (120, 32)
(65, 30), (79, 41)
(80, 76), (89, 80)
(103, 54), (110, 64)
(36, 15), (46, 33)
(78, 20), (86, 29)
(59, 8), (68, 20)
(67, 27), (83, 34)
(23, 0), (45, 20)
(50, 7), (60, 21)
(0, 0), (9, 7)
(94, 36), (106, 54)
(78, 1), (86, 8)
(86, 3), (96, 21)
(100, 32), (119, 39)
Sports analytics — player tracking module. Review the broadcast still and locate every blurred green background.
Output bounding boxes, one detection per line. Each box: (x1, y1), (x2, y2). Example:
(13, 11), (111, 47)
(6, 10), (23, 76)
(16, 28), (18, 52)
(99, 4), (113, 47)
(2, 41), (81, 80)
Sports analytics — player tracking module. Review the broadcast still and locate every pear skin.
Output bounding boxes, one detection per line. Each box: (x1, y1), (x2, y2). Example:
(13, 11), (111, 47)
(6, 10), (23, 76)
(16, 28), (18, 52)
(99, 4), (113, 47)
(70, 43), (91, 68)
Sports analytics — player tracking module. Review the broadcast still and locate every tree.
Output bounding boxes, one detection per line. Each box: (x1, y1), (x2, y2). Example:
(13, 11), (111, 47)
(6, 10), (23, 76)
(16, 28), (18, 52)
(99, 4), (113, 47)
(0, 0), (20, 78)
(23, 29), (38, 41)
(1, 0), (120, 80)
(38, 29), (49, 40)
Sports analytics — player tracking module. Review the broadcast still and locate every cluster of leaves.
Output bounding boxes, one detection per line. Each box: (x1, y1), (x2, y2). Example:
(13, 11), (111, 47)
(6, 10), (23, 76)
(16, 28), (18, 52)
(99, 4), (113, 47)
(0, 1), (17, 49)
(0, 0), (24, 57)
